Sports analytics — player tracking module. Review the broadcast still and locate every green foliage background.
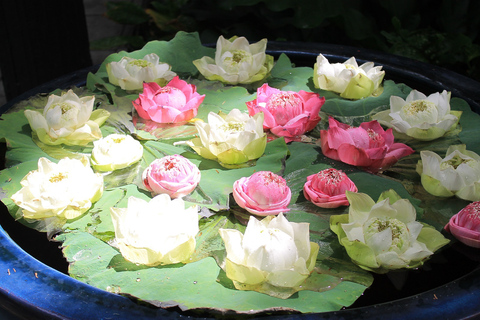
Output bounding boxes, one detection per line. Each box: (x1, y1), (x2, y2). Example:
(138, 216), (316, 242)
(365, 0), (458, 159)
(91, 0), (480, 81)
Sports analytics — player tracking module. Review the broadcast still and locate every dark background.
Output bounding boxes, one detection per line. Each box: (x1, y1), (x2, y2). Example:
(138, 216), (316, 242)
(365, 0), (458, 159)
(1, 0), (479, 102)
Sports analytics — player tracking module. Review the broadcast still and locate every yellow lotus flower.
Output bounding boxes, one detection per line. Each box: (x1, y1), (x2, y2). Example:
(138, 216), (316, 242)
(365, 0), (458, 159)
(416, 145), (480, 201)
(193, 35), (274, 85)
(106, 53), (176, 90)
(11, 156), (104, 220)
(24, 90), (109, 146)
(91, 134), (143, 172)
(219, 213), (319, 298)
(110, 194), (199, 266)
(186, 109), (266, 168)
(373, 90), (461, 141)
(313, 54), (385, 100)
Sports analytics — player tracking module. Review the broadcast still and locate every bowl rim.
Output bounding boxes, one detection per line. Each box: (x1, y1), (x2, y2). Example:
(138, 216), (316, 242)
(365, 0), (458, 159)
(1, 42), (480, 319)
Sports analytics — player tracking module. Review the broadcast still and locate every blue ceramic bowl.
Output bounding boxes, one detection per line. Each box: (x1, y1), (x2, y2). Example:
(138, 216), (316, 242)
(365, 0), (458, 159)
(1, 43), (480, 319)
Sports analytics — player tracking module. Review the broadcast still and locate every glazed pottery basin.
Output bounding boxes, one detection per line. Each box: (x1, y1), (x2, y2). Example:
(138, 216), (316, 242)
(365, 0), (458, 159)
(1, 42), (480, 319)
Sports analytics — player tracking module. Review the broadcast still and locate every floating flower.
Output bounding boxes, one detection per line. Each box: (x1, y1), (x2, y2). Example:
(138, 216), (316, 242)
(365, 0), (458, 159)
(416, 145), (480, 201)
(24, 90), (109, 146)
(219, 213), (319, 298)
(373, 90), (461, 141)
(303, 168), (357, 208)
(110, 194), (199, 266)
(330, 190), (449, 273)
(91, 134), (143, 172)
(11, 156), (103, 220)
(320, 117), (414, 173)
(186, 109), (266, 168)
(106, 53), (176, 91)
(246, 83), (325, 142)
(445, 201), (480, 248)
(133, 76), (205, 124)
(193, 35), (274, 85)
(313, 54), (385, 100)
(142, 154), (201, 199)
(233, 171), (291, 216)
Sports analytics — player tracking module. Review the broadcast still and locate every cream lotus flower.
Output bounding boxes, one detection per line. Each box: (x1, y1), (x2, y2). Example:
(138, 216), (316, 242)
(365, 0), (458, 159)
(193, 35), (274, 85)
(110, 194), (199, 266)
(24, 90), (109, 146)
(11, 156), (104, 220)
(373, 90), (461, 141)
(219, 213), (319, 298)
(106, 53), (177, 90)
(186, 109), (266, 167)
(330, 190), (449, 273)
(416, 145), (480, 201)
(91, 134), (143, 172)
(313, 54), (385, 100)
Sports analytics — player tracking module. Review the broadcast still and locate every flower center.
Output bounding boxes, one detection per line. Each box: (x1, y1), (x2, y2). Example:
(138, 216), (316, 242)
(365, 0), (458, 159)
(49, 102), (74, 115)
(402, 100), (435, 115)
(467, 202), (480, 220)
(127, 59), (153, 68)
(266, 92), (302, 110)
(440, 154), (474, 170)
(162, 157), (181, 171)
(316, 168), (343, 185)
(220, 121), (245, 132)
(366, 128), (380, 141)
(259, 171), (285, 187)
(112, 137), (125, 144)
(49, 172), (68, 183)
(365, 217), (410, 253)
(157, 86), (173, 94)
(222, 50), (253, 73)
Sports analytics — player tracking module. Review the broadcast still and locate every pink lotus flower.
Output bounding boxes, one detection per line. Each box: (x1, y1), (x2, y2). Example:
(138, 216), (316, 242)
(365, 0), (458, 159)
(303, 168), (358, 208)
(133, 76), (205, 123)
(320, 117), (414, 173)
(142, 154), (201, 198)
(233, 171), (291, 216)
(246, 84), (325, 142)
(445, 201), (480, 248)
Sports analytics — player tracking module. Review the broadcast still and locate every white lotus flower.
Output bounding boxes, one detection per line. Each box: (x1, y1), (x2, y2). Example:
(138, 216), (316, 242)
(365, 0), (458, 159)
(330, 190), (449, 273)
(186, 109), (266, 167)
(106, 53), (176, 90)
(373, 90), (461, 141)
(219, 213), (319, 291)
(416, 145), (480, 201)
(24, 90), (109, 146)
(313, 54), (385, 100)
(91, 134), (143, 172)
(11, 156), (104, 220)
(193, 35), (274, 85)
(110, 194), (199, 266)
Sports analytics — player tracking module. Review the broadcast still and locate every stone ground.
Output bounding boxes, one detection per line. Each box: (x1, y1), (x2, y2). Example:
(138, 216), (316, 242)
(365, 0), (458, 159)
(0, 0), (143, 107)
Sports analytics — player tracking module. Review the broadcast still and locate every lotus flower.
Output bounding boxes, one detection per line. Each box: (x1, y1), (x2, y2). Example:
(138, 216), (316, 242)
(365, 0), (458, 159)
(303, 168), (358, 208)
(106, 53), (176, 90)
(110, 194), (199, 266)
(373, 90), (461, 141)
(233, 171), (291, 216)
(91, 134), (143, 172)
(320, 117), (414, 173)
(24, 90), (109, 146)
(246, 83), (325, 142)
(142, 154), (201, 199)
(193, 35), (274, 85)
(11, 156), (104, 220)
(445, 201), (480, 248)
(186, 109), (266, 168)
(330, 190), (450, 273)
(313, 54), (385, 100)
(133, 76), (205, 124)
(219, 213), (319, 298)
(416, 145), (480, 201)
